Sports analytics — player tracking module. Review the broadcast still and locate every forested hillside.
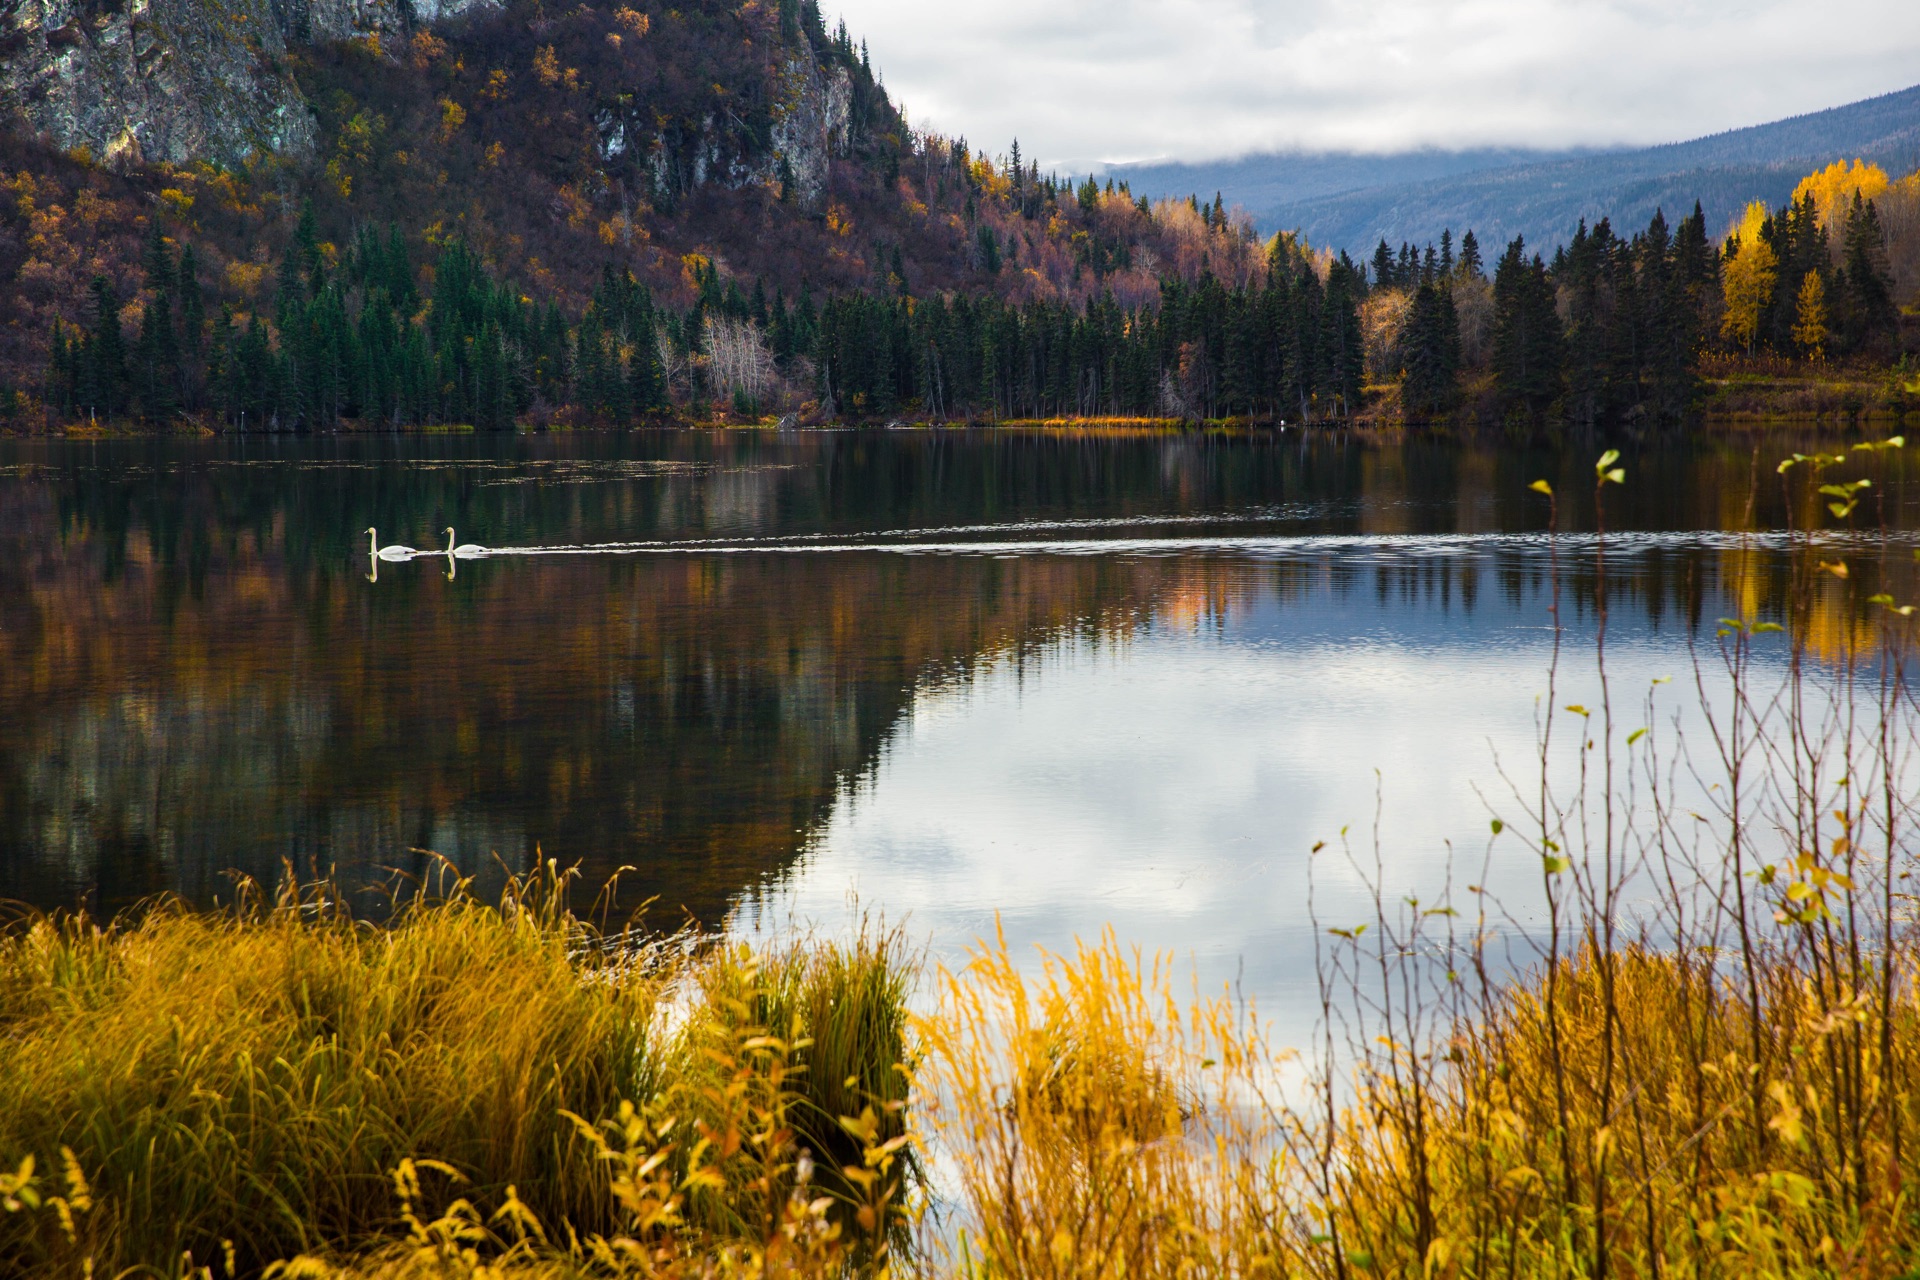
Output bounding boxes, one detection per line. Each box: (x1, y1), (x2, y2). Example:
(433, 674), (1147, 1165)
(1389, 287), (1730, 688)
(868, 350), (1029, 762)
(2, 0), (1918, 433)
(1, 0), (1309, 428)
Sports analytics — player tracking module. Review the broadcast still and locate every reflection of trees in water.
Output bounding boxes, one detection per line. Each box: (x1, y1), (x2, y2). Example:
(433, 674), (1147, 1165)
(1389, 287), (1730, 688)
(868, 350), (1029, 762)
(2, 427), (1914, 919)
(0, 525), (1199, 920)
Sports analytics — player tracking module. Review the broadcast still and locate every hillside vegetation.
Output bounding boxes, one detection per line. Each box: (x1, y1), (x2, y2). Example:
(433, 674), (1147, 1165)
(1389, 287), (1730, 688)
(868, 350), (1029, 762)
(3, 4), (1919, 431)
(0, 0), (1293, 428)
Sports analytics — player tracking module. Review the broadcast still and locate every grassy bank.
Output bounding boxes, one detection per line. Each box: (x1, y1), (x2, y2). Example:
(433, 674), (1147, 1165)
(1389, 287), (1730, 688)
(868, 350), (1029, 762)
(0, 870), (913, 1276)
(14, 892), (1920, 1277)
(1693, 353), (1920, 425)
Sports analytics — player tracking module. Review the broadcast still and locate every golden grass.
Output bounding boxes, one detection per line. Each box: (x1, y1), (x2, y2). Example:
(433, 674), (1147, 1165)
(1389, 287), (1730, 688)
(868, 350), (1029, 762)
(12, 885), (1920, 1277)
(0, 869), (915, 1277)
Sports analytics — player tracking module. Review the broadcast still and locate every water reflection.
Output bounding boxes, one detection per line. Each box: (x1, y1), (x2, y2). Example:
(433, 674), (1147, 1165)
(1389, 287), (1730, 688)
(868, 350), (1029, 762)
(1, 428), (1914, 937)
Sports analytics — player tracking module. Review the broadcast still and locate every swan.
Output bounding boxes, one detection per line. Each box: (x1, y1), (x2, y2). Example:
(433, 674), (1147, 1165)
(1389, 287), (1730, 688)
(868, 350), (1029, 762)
(366, 527), (417, 561)
(441, 527), (485, 559)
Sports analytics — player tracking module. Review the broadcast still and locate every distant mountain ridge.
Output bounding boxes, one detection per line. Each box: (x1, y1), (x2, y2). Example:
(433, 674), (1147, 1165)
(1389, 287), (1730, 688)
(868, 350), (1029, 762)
(1120, 83), (1920, 258)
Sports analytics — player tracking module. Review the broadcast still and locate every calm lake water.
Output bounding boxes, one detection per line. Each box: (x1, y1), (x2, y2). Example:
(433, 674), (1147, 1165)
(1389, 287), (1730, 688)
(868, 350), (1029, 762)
(4, 426), (1916, 1022)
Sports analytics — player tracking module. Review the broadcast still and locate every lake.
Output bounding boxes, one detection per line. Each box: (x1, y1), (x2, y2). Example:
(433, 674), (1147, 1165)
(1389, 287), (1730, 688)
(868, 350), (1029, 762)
(3, 426), (1914, 1029)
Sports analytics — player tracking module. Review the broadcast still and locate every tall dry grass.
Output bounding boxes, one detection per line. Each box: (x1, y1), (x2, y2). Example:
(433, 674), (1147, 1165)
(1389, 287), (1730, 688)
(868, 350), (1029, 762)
(914, 441), (1920, 1279)
(0, 866), (916, 1277)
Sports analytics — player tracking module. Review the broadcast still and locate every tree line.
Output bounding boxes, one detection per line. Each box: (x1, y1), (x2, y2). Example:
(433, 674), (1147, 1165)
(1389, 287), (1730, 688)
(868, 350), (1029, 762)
(29, 178), (1910, 431)
(815, 237), (1363, 421)
(1373, 168), (1907, 425)
(36, 209), (1363, 428)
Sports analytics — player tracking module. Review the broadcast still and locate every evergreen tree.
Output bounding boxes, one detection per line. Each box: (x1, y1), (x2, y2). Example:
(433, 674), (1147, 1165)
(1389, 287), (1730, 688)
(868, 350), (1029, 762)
(83, 275), (127, 419)
(1840, 193), (1898, 356)
(1458, 230), (1483, 279)
(1491, 238), (1562, 419)
(1401, 282), (1459, 419)
(1371, 240), (1395, 291)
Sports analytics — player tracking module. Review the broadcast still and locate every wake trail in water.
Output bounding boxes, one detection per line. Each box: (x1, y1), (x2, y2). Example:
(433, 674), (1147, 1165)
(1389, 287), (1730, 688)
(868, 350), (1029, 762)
(459, 526), (1911, 563)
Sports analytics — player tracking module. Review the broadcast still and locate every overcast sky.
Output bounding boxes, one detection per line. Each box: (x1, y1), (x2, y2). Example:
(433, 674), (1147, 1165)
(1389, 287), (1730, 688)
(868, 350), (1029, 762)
(832, 0), (1920, 169)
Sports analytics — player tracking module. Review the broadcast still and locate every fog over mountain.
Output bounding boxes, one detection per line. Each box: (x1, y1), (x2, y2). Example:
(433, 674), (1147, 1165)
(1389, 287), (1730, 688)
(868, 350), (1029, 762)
(1114, 82), (1920, 257)
(839, 0), (1920, 169)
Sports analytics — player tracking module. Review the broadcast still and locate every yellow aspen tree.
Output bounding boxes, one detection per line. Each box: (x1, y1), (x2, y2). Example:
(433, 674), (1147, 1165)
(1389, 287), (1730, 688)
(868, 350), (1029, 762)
(1721, 233), (1777, 355)
(1792, 271), (1828, 359)
(1793, 158), (1890, 231)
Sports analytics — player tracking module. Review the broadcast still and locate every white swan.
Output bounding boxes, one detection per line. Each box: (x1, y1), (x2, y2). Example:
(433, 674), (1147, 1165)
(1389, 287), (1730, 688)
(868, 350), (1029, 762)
(366, 527), (417, 561)
(441, 527), (485, 559)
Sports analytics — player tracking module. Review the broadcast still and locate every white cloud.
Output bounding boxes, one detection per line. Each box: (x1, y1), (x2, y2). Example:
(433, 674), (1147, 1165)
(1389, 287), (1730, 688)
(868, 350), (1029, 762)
(834, 0), (1920, 168)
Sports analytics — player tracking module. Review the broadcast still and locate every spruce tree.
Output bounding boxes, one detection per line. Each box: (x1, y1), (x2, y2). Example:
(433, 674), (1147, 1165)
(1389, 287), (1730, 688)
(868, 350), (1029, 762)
(1841, 193), (1898, 356)
(1459, 230), (1483, 279)
(84, 275), (127, 420)
(137, 292), (180, 421)
(1491, 238), (1562, 419)
(1401, 282), (1459, 419)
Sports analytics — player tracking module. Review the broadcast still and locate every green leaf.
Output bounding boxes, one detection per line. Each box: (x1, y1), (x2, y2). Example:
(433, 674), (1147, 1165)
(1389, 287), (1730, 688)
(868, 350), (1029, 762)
(1752, 622), (1784, 633)
(1544, 856), (1571, 874)
(1627, 728), (1646, 745)
(1868, 594), (1895, 606)
(1490, 818), (1504, 835)
(1604, 468), (1625, 485)
(1595, 448), (1621, 473)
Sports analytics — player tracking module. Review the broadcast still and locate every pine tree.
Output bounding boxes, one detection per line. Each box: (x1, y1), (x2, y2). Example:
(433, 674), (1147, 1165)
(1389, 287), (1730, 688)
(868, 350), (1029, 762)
(1371, 240), (1395, 291)
(1401, 282), (1459, 419)
(1459, 230), (1483, 279)
(1840, 193), (1897, 356)
(135, 225), (181, 420)
(137, 292), (180, 420)
(1491, 238), (1562, 419)
(83, 275), (127, 420)
(177, 245), (205, 408)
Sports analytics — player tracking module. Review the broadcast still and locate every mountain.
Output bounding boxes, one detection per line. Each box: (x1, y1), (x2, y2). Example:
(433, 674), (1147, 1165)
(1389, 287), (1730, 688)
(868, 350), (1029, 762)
(0, 0), (1287, 423)
(1110, 146), (1591, 216)
(1123, 83), (1920, 257)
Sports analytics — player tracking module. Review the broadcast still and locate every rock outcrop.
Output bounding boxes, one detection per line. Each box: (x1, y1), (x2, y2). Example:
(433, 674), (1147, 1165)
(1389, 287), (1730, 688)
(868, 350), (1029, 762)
(591, 50), (851, 214)
(0, 0), (496, 166)
(766, 51), (848, 210)
(1, 0), (313, 164)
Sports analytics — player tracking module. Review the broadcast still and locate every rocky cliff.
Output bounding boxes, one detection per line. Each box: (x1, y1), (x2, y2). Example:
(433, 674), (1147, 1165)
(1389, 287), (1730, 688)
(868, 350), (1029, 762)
(0, 0), (496, 165)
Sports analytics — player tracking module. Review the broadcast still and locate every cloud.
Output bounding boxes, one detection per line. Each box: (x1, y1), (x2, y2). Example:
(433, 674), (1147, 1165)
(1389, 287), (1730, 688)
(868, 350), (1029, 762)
(832, 0), (1920, 168)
